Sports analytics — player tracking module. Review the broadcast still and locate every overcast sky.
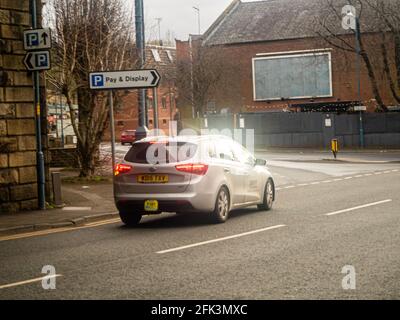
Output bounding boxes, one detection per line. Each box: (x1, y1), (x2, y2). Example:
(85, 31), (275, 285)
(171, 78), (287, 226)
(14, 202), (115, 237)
(139, 0), (235, 42)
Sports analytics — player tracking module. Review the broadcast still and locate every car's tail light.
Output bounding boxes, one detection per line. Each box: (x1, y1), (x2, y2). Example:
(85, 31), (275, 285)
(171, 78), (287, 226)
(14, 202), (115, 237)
(175, 163), (209, 175)
(114, 164), (132, 176)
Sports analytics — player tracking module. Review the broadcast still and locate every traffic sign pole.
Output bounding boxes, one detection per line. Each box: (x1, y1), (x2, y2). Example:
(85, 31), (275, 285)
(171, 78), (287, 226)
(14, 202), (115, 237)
(30, 0), (46, 210)
(109, 91), (116, 173)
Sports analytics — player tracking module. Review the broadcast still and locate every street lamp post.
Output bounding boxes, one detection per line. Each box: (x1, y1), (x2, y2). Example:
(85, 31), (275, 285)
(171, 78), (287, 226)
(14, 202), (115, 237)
(347, 10), (365, 148)
(193, 6), (201, 35)
(135, 0), (148, 140)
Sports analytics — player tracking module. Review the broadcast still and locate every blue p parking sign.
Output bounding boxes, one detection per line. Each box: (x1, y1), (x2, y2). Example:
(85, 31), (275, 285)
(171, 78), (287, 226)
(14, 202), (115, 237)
(26, 32), (39, 47)
(91, 74), (104, 88)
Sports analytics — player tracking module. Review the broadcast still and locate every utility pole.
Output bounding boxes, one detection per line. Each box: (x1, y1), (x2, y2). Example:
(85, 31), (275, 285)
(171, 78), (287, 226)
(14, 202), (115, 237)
(135, 0), (148, 140)
(30, 0), (46, 210)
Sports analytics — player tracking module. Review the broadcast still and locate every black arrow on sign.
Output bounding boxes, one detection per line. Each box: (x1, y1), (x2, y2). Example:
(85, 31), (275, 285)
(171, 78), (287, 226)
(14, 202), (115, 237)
(151, 70), (160, 86)
(23, 53), (33, 70)
(41, 32), (49, 45)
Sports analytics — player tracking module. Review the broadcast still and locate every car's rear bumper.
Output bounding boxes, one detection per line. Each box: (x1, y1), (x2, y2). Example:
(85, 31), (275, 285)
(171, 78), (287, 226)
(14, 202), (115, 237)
(115, 191), (215, 213)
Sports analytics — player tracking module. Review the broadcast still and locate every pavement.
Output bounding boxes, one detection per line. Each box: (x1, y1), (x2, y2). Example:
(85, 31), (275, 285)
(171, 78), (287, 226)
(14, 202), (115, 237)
(0, 176), (117, 236)
(0, 148), (399, 299)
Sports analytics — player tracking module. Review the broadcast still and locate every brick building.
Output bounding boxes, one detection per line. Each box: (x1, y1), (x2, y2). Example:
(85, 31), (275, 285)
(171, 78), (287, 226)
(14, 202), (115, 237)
(109, 45), (178, 140)
(0, 0), (48, 213)
(176, 0), (399, 115)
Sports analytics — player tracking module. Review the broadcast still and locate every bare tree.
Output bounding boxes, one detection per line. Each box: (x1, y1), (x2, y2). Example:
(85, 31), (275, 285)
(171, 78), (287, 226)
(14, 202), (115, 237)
(46, 0), (137, 177)
(312, 0), (400, 111)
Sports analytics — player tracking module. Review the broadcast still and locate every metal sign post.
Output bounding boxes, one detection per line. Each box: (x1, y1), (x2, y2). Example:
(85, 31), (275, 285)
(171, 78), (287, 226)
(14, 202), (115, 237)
(153, 87), (159, 130)
(28, 0), (47, 210)
(109, 91), (116, 171)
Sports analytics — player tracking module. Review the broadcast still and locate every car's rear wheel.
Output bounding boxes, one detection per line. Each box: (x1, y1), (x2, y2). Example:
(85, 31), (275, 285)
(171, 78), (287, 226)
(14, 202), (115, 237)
(258, 178), (274, 211)
(211, 186), (230, 223)
(119, 210), (142, 227)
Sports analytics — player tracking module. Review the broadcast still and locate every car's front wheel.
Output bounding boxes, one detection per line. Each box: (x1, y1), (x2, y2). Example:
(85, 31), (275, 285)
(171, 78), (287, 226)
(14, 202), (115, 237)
(119, 210), (142, 227)
(211, 186), (230, 224)
(258, 178), (275, 211)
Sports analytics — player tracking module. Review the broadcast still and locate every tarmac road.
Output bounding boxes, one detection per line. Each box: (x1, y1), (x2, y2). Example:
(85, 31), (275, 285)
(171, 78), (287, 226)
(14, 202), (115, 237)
(0, 149), (399, 300)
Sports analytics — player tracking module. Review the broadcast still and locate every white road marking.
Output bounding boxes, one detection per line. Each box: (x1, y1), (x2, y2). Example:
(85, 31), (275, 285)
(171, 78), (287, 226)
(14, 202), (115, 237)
(344, 177), (353, 180)
(0, 275), (62, 290)
(392, 170), (399, 172)
(298, 183), (309, 186)
(157, 225), (286, 254)
(364, 174), (373, 176)
(374, 172), (383, 175)
(334, 178), (343, 181)
(355, 175), (364, 178)
(324, 199), (392, 217)
(384, 171), (391, 174)
(284, 186), (295, 189)
(322, 180), (332, 183)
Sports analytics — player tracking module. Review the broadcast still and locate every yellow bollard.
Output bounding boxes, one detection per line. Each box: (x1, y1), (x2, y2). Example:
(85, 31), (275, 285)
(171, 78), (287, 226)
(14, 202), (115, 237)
(331, 139), (339, 159)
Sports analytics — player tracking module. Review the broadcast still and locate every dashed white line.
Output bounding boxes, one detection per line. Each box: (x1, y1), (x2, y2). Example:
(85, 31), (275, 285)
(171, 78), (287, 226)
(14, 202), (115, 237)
(344, 177), (353, 180)
(156, 225), (286, 254)
(0, 275), (63, 290)
(324, 199), (392, 217)
(322, 180), (332, 183)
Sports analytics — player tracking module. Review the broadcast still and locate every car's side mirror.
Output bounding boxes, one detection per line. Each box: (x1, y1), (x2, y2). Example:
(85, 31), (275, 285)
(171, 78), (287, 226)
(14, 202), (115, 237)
(255, 159), (267, 166)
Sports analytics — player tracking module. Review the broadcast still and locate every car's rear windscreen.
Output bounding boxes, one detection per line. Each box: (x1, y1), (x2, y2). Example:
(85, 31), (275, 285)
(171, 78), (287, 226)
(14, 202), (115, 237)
(124, 142), (198, 164)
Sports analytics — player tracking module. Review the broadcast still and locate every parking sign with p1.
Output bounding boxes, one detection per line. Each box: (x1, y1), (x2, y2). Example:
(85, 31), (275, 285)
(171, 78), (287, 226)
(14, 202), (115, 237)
(23, 28), (51, 51)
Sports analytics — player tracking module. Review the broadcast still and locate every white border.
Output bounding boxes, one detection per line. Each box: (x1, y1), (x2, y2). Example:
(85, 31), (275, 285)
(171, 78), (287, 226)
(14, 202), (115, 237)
(252, 51), (333, 102)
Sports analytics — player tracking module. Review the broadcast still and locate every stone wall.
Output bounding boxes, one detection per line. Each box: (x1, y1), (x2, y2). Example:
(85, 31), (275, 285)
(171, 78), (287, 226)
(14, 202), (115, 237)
(0, 0), (44, 213)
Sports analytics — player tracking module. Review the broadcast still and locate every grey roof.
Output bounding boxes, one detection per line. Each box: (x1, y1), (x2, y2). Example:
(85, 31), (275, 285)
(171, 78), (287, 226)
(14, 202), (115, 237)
(203, 0), (396, 46)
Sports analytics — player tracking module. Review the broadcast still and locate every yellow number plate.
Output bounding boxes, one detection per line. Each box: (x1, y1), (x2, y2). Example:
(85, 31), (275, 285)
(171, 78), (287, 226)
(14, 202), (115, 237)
(137, 175), (169, 184)
(144, 200), (159, 212)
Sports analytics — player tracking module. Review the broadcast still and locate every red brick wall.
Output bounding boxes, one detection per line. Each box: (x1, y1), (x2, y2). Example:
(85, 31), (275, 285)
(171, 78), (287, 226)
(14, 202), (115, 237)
(103, 85), (178, 141)
(179, 34), (397, 114)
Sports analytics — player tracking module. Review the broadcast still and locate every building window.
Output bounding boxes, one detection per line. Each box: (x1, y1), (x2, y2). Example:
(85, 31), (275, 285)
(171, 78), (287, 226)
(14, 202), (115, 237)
(163, 119), (167, 125)
(252, 52), (332, 101)
(151, 49), (161, 62)
(147, 97), (153, 109)
(161, 97), (167, 109)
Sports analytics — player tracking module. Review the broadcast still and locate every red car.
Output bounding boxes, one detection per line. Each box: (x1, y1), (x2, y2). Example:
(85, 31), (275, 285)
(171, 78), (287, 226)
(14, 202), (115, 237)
(120, 130), (136, 145)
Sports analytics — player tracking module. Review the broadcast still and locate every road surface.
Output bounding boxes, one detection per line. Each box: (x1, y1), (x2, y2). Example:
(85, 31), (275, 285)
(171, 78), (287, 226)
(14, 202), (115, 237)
(0, 148), (399, 299)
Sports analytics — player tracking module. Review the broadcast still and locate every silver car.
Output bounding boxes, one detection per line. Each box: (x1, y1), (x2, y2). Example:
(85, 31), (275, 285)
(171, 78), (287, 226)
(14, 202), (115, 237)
(114, 135), (275, 226)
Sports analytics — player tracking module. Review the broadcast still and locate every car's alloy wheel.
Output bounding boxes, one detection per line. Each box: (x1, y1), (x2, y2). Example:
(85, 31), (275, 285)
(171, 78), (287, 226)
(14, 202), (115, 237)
(211, 187), (230, 223)
(258, 179), (274, 211)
